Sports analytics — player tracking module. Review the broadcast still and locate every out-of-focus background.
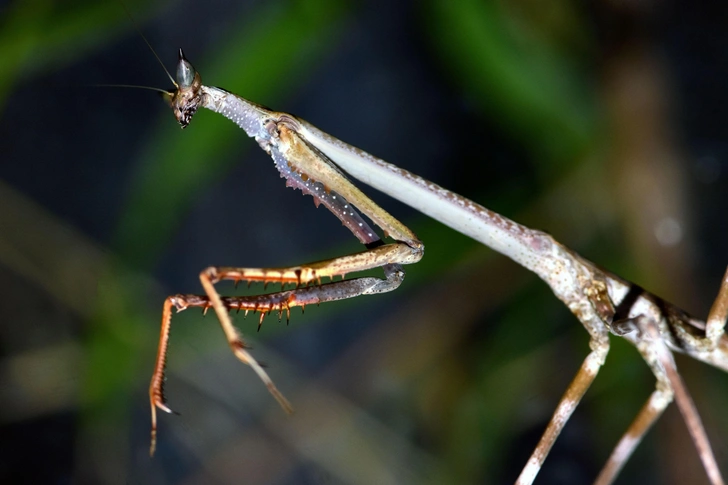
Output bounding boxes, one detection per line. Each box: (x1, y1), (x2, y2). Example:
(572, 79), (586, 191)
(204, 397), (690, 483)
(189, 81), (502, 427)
(1, 0), (728, 483)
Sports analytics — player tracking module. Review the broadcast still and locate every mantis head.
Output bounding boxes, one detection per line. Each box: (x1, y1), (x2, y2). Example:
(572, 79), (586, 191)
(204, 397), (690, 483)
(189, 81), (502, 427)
(169, 49), (202, 128)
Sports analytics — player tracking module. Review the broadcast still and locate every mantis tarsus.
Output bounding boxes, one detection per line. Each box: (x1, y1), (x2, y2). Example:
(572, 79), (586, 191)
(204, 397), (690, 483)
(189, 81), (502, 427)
(144, 49), (728, 484)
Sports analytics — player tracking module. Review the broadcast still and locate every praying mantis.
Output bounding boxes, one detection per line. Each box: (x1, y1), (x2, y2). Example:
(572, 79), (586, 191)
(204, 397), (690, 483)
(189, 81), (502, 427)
(139, 46), (728, 484)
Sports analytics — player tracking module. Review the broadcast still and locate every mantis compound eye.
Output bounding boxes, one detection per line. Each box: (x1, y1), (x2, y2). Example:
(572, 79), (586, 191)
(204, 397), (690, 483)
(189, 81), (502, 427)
(176, 48), (196, 88)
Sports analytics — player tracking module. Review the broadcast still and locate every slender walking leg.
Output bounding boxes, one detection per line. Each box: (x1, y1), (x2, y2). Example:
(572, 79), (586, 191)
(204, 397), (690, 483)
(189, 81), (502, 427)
(594, 386), (672, 485)
(640, 316), (724, 485)
(706, 265), (728, 346)
(597, 314), (724, 485)
(516, 340), (609, 485)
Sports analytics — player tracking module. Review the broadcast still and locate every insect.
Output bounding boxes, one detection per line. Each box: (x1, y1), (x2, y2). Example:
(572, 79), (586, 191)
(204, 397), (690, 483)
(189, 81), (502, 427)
(136, 44), (728, 484)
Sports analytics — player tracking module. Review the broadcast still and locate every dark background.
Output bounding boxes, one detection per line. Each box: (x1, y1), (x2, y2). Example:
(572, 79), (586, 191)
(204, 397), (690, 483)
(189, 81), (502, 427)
(1, 0), (728, 483)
